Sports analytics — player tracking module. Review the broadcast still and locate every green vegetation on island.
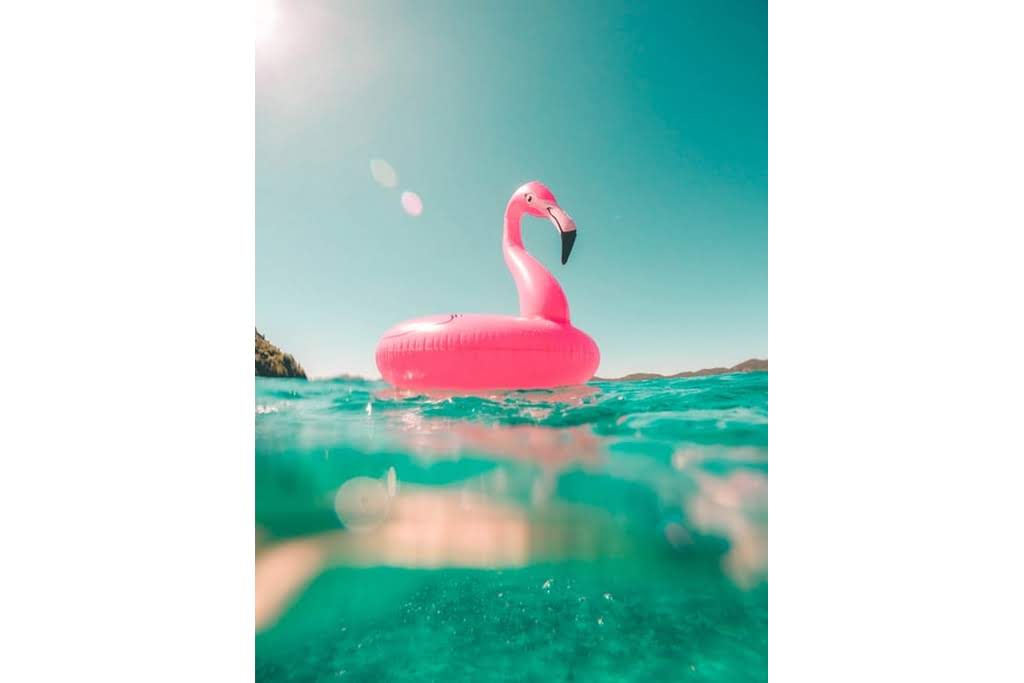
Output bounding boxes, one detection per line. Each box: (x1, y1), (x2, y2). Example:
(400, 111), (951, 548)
(256, 329), (307, 379)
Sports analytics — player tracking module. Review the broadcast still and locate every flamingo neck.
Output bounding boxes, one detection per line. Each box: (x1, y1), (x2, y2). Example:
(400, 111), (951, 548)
(502, 201), (571, 323)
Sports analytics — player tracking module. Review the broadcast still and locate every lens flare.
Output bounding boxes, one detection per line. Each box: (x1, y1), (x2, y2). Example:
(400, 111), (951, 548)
(401, 191), (423, 217)
(370, 159), (398, 188)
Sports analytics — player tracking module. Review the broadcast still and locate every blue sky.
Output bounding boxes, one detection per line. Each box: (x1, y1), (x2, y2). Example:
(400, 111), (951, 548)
(257, 0), (766, 378)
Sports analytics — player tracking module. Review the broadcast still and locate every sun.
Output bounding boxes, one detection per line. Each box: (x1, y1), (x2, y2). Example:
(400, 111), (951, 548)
(255, 0), (276, 44)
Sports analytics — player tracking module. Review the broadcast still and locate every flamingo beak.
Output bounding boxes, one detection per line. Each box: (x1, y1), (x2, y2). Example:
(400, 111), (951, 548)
(560, 230), (577, 265)
(546, 205), (577, 265)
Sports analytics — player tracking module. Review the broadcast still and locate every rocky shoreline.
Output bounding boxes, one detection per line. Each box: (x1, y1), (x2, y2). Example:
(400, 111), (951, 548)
(255, 329), (307, 379)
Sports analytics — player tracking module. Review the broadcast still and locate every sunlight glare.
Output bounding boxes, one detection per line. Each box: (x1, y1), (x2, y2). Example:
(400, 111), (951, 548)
(255, 0), (276, 44)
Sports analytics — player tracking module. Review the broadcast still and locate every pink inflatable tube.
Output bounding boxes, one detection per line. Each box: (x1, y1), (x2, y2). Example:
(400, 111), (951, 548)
(376, 181), (600, 391)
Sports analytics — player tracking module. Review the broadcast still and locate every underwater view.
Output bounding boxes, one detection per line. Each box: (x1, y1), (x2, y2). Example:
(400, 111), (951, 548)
(256, 372), (767, 682)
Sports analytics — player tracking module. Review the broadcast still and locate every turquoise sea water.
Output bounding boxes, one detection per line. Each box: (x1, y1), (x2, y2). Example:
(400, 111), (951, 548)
(256, 373), (767, 682)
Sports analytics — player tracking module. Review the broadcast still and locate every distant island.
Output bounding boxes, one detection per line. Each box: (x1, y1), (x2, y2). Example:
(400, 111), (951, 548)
(255, 329), (307, 379)
(593, 358), (767, 382)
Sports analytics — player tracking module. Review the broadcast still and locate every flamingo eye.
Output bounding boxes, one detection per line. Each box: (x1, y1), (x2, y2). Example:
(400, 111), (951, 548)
(526, 194), (533, 203)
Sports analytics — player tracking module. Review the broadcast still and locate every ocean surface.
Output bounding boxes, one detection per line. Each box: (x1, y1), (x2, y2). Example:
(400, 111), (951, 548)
(256, 373), (767, 682)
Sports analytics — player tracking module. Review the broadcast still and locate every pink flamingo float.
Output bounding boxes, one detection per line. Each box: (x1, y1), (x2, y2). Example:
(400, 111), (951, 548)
(375, 181), (600, 391)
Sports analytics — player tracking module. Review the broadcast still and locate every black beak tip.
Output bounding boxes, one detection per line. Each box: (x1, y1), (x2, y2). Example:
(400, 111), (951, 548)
(560, 231), (577, 265)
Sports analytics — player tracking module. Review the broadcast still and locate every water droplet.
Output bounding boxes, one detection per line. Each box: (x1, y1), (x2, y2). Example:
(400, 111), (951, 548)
(665, 522), (693, 548)
(541, 579), (552, 590)
(334, 477), (392, 531)
(385, 466), (397, 497)
(672, 448), (696, 470)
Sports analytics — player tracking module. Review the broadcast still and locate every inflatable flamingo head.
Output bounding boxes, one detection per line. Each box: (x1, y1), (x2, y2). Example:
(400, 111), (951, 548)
(512, 181), (578, 264)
